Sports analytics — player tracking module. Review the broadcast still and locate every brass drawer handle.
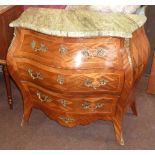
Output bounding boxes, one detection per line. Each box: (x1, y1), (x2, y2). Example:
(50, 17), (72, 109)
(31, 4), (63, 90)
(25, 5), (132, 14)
(81, 101), (104, 110)
(95, 102), (104, 109)
(96, 47), (107, 57)
(84, 79), (109, 89)
(81, 47), (107, 58)
(57, 75), (65, 85)
(99, 79), (109, 86)
(59, 44), (68, 56)
(36, 91), (52, 103)
(81, 48), (90, 58)
(60, 116), (75, 123)
(28, 68), (43, 80)
(31, 40), (48, 52)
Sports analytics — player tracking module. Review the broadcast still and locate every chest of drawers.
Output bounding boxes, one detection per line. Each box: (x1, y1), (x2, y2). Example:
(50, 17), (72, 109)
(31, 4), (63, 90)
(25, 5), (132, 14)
(6, 8), (150, 145)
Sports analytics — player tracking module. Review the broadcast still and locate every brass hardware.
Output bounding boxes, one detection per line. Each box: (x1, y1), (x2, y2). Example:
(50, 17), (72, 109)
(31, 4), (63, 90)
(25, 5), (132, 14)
(31, 40), (48, 52)
(124, 38), (132, 65)
(28, 68), (43, 80)
(81, 48), (90, 58)
(36, 91), (52, 102)
(81, 47), (107, 58)
(96, 47), (106, 57)
(84, 79), (93, 88)
(59, 44), (68, 56)
(99, 79), (109, 86)
(81, 101), (105, 111)
(81, 102), (90, 109)
(20, 118), (25, 127)
(82, 101), (105, 111)
(95, 102), (104, 109)
(120, 133), (125, 146)
(58, 99), (68, 107)
(84, 79), (109, 89)
(84, 79), (93, 87)
(60, 116), (75, 123)
(57, 75), (64, 85)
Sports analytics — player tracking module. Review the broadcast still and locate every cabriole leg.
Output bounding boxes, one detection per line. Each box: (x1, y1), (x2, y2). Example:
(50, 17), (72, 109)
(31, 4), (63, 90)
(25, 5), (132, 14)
(21, 101), (33, 127)
(112, 119), (124, 145)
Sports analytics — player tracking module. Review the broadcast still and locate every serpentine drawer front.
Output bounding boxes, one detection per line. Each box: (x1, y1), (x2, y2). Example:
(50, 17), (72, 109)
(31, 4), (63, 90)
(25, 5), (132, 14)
(14, 32), (123, 69)
(22, 82), (118, 114)
(15, 59), (124, 95)
(7, 8), (150, 145)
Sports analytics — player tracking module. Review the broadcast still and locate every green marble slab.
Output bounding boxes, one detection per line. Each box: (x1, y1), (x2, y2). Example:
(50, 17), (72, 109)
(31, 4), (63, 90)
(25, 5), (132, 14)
(10, 7), (147, 38)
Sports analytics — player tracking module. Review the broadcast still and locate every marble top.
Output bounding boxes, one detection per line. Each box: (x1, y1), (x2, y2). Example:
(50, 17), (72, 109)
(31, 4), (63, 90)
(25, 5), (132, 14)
(10, 8), (147, 38)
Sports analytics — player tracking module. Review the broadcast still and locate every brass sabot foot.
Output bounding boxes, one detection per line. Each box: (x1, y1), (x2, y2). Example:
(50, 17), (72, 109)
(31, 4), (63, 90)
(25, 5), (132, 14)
(120, 134), (125, 146)
(20, 118), (28, 127)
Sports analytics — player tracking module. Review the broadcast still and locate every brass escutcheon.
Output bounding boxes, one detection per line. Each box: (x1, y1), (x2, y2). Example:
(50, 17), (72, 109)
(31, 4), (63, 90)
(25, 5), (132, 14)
(58, 99), (68, 107)
(57, 75), (65, 85)
(59, 44), (68, 56)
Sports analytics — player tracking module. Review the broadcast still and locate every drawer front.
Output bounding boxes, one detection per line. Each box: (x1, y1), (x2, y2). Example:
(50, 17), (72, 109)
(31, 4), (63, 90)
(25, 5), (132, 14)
(16, 59), (124, 95)
(22, 82), (118, 115)
(15, 33), (123, 69)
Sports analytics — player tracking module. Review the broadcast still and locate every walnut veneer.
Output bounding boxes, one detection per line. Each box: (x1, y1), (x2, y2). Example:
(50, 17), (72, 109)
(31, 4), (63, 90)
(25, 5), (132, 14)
(7, 27), (150, 145)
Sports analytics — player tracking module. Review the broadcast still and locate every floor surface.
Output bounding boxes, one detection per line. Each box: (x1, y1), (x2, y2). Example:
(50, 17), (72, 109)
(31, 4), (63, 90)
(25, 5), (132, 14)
(0, 74), (155, 149)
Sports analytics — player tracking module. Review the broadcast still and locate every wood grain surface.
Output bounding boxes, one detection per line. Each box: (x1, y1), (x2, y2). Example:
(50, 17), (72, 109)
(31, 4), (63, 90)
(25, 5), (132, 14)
(7, 26), (150, 145)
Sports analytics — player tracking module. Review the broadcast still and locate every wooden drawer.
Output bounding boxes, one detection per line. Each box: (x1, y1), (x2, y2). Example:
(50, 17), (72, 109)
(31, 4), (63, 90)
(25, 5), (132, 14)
(22, 82), (118, 115)
(14, 31), (123, 69)
(16, 58), (124, 95)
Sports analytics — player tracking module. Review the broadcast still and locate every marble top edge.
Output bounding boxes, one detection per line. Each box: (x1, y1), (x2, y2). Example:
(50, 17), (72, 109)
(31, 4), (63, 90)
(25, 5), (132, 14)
(10, 7), (147, 38)
(11, 23), (133, 38)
